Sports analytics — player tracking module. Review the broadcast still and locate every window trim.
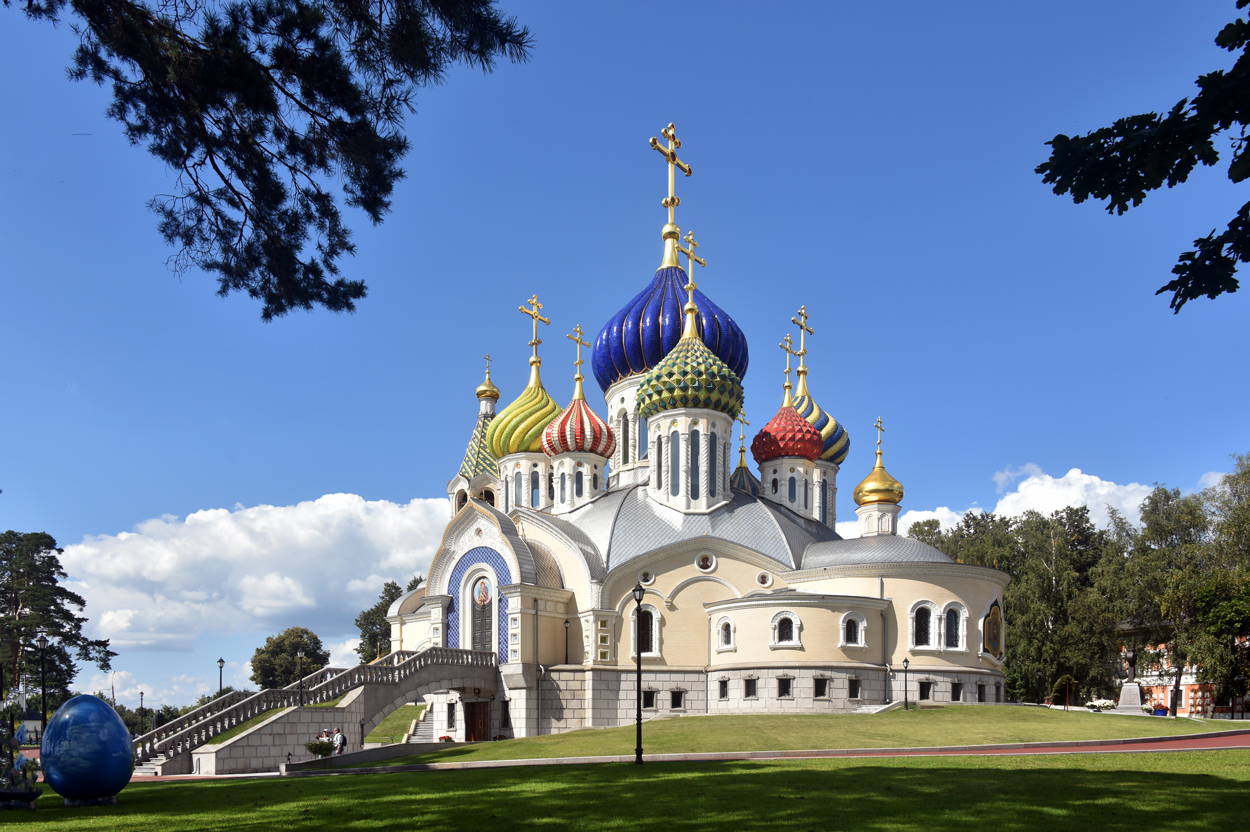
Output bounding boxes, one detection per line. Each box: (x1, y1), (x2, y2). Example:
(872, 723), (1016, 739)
(840, 611), (869, 650)
(909, 600), (940, 652)
(715, 615), (736, 653)
(769, 610), (803, 650)
(941, 602), (968, 652)
(631, 603), (661, 659)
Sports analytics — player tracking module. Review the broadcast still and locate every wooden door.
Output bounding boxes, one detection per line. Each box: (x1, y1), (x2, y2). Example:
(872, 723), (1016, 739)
(471, 577), (493, 653)
(466, 702), (489, 742)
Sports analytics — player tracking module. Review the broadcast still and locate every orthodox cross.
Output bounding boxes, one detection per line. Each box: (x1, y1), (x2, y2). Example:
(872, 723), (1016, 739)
(567, 324), (591, 399)
(650, 122), (692, 225)
(874, 416), (884, 450)
(483, 354), (492, 372)
(518, 294), (550, 359)
(678, 230), (706, 273)
(791, 305), (813, 367)
(778, 333), (797, 406)
(738, 413), (750, 452)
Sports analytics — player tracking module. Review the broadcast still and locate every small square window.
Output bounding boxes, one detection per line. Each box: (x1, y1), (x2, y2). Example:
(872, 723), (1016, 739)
(745, 678), (758, 699)
(598, 650), (608, 661)
(718, 680), (729, 700)
(599, 634), (609, 645)
(671, 691), (684, 710)
(510, 617), (519, 629)
(510, 632), (518, 644)
(599, 619), (609, 629)
(778, 678), (792, 698)
(814, 678), (829, 698)
(509, 649), (518, 661)
(643, 690), (656, 709)
(849, 679), (861, 699)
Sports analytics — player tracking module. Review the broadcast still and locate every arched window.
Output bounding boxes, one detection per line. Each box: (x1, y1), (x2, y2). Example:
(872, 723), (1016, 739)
(633, 605), (659, 656)
(840, 612), (867, 648)
(654, 435), (663, 489)
(502, 480), (509, 512)
(456, 490), (468, 512)
(804, 479), (809, 509)
(669, 432), (681, 496)
(620, 414), (631, 465)
(915, 607), (932, 647)
(721, 622), (732, 646)
(575, 470), (584, 498)
(820, 480), (828, 524)
(530, 471), (539, 508)
(514, 473), (523, 508)
(845, 617), (859, 645)
(788, 476), (796, 503)
(593, 473), (599, 491)
(770, 610), (801, 648)
(547, 472), (554, 501)
(778, 617), (794, 642)
(639, 418), (648, 458)
(945, 608), (961, 648)
(708, 433), (717, 497)
(560, 473), (567, 504)
(482, 489), (495, 507)
(771, 478), (779, 494)
(690, 429), (701, 499)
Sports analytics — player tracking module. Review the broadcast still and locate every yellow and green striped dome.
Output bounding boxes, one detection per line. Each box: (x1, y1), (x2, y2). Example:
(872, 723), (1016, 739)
(486, 366), (563, 457)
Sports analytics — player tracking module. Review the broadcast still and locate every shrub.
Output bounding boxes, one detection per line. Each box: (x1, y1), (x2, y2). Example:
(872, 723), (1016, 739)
(305, 739), (335, 758)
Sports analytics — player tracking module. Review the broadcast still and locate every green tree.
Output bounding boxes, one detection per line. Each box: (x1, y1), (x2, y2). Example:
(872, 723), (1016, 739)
(355, 574), (422, 663)
(179, 686), (239, 715)
(0, 531), (115, 698)
(249, 626), (328, 689)
(8, 0), (532, 320)
(1036, 2), (1250, 311)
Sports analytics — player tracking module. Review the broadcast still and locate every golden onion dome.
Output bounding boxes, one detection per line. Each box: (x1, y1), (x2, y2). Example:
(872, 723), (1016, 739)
(476, 367), (501, 401)
(853, 446), (905, 506)
(485, 357), (563, 457)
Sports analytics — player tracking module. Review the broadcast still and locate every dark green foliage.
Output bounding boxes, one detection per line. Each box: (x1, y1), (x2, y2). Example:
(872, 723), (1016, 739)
(355, 574), (422, 662)
(1036, 1), (1250, 311)
(249, 626), (328, 688)
(9, 0), (532, 320)
(180, 686), (239, 715)
(0, 531), (115, 699)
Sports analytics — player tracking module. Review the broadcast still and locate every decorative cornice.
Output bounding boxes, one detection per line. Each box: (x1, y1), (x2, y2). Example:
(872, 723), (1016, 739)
(784, 561), (1011, 587)
(704, 593), (889, 614)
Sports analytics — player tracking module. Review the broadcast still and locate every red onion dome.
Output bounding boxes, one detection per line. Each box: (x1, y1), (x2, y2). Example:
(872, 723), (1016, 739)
(542, 396), (616, 458)
(751, 406), (823, 464)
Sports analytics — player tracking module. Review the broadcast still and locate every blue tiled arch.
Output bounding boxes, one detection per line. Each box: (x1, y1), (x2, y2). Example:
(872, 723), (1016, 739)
(446, 546), (513, 664)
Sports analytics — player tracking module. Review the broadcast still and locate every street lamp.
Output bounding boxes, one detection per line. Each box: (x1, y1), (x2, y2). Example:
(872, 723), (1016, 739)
(902, 658), (910, 711)
(563, 619), (570, 665)
(633, 582), (645, 765)
(36, 634), (48, 735)
(296, 649), (305, 707)
(1036, 669), (1043, 705)
(140, 691), (145, 734)
(217, 657), (225, 697)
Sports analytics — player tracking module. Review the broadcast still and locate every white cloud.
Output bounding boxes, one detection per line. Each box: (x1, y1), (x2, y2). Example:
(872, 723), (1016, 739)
(326, 638), (362, 668)
(990, 467), (1151, 527)
(898, 507), (972, 536)
(1198, 471), (1229, 490)
(992, 463), (1043, 494)
(835, 521), (860, 539)
(61, 494), (450, 652)
(80, 669), (213, 707)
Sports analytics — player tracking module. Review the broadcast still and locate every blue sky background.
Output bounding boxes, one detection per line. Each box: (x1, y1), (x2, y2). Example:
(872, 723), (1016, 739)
(2, 2), (1246, 706)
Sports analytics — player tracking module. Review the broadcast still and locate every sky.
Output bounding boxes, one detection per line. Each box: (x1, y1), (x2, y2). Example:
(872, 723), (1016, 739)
(1, 3), (1247, 707)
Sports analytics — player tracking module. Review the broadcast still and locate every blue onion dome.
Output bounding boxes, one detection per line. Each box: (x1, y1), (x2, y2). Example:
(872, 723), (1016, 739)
(592, 265), (749, 393)
(792, 369), (850, 465)
(486, 357), (563, 458)
(636, 287), (744, 420)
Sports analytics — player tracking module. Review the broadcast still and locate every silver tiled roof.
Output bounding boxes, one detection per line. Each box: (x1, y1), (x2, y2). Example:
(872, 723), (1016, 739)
(802, 534), (954, 568)
(561, 486), (841, 572)
(524, 538), (565, 589)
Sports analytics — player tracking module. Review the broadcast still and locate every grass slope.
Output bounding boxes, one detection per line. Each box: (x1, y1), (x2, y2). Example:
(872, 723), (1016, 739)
(18, 751), (1250, 831)
(365, 704), (426, 744)
(206, 708), (292, 746)
(350, 706), (1233, 767)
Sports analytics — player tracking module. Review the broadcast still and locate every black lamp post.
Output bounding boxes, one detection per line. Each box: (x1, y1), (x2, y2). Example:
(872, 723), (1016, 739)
(140, 691), (145, 734)
(902, 658), (910, 711)
(217, 657), (225, 696)
(633, 582), (645, 765)
(36, 634), (48, 735)
(296, 649), (305, 707)
(563, 619), (570, 665)
(1036, 669), (1043, 704)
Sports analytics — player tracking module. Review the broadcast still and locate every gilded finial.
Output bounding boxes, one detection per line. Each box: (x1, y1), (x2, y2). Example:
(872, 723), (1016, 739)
(737, 412), (751, 469)
(679, 277), (701, 340)
(519, 295), (551, 389)
(476, 353), (501, 400)
(791, 306), (813, 399)
(853, 416), (904, 506)
(875, 416), (884, 450)
(567, 324), (591, 401)
(778, 333), (797, 408)
(650, 122), (692, 269)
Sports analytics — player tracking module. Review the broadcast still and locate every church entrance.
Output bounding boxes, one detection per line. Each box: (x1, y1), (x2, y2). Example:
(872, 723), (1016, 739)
(465, 701), (489, 742)
(471, 576), (493, 653)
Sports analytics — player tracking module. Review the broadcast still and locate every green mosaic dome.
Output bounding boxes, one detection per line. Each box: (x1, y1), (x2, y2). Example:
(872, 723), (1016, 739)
(636, 335), (745, 421)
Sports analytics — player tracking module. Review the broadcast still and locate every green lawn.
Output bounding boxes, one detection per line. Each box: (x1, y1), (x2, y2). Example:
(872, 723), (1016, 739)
(13, 750), (1250, 830)
(347, 706), (1234, 767)
(207, 707), (291, 746)
(365, 704), (426, 745)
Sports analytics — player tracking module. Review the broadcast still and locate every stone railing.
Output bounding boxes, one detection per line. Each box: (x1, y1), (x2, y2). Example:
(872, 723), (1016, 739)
(132, 648), (494, 765)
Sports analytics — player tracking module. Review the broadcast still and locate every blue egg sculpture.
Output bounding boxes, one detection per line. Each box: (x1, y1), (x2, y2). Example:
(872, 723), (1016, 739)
(41, 695), (134, 800)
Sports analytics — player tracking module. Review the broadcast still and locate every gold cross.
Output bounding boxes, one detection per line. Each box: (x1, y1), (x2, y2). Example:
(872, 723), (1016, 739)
(518, 294), (550, 359)
(778, 334), (797, 407)
(650, 123), (692, 225)
(874, 416), (884, 450)
(678, 230), (706, 274)
(566, 324), (590, 370)
(791, 305), (813, 366)
(483, 354), (492, 372)
(738, 413), (750, 449)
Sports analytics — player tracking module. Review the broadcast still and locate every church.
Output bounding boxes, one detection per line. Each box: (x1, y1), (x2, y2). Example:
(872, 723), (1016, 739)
(386, 124), (1009, 741)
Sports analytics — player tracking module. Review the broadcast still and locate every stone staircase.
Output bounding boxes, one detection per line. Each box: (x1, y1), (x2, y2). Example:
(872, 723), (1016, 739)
(408, 708), (434, 743)
(133, 752), (172, 777)
(129, 647), (492, 771)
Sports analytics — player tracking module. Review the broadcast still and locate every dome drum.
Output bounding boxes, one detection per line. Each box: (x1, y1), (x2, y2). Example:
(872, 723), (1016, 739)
(645, 410), (734, 515)
(604, 376), (650, 481)
(498, 453), (556, 514)
(758, 457), (822, 521)
(549, 453), (609, 515)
